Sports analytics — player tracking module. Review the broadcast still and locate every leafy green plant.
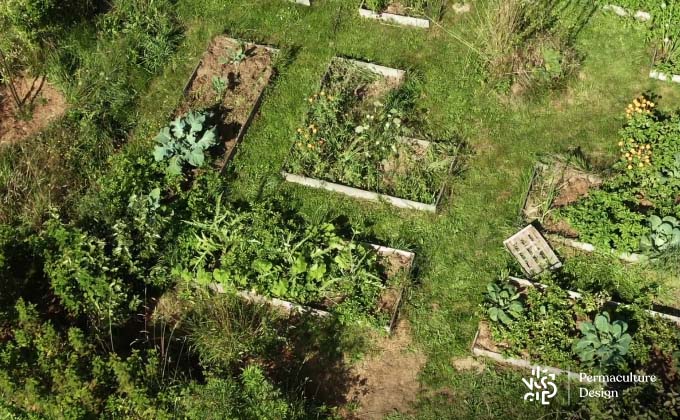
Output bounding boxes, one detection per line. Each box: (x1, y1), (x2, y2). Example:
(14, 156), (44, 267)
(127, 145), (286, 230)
(212, 75), (228, 97)
(153, 111), (218, 176)
(573, 313), (632, 369)
(483, 282), (523, 326)
(641, 215), (680, 253)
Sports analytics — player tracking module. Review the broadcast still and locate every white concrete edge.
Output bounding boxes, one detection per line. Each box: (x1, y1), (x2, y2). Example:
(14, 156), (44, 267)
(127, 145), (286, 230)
(282, 171), (437, 212)
(547, 235), (646, 264)
(507, 276), (680, 327)
(290, 0), (310, 5)
(370, 243), (416, 262)
(603, 4), (651, 21)
(358, 7), (430, 29)
(650, 70), (680, 84)
(340, 57), (406, 80)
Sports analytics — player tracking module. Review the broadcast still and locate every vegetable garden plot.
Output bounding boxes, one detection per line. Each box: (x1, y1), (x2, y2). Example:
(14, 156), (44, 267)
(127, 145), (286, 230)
(211, 244), (415, 332)
(177, 202), (414, 331)
(174, 36), (277, 171)
(476, 277), (680, 383)
(520, 159), (646, 263)
(282, 58), (460, 213)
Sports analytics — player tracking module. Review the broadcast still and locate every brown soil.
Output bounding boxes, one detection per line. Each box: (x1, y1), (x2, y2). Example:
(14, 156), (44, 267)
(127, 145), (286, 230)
(176, 36), (274, 167)
(0, 75), (66, 145)
(385, 2), (408, 15)
(341, 321), (426, 419)
(474, 321), (510, 353)
(523, 160), (601, 234)
(451, 356), (485, 373)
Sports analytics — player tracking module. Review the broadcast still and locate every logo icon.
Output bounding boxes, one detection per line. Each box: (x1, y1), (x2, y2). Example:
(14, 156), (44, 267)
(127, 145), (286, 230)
(522, 366), (558, 405)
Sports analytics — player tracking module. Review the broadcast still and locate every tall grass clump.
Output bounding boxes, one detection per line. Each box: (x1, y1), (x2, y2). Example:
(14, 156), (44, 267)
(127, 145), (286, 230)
(480, 0), (596, 96)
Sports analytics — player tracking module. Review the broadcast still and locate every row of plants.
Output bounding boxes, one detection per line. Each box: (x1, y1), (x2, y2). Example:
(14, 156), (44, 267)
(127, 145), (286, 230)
(556, 97), (680, 257)
(284, 59), (458, 206)
(482, 276), (680, 416)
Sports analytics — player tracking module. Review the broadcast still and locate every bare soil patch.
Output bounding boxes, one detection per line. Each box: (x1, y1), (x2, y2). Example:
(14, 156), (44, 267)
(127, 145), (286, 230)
(523, 160), (601, 235)
(451, 356), (485, 373)
(341, 321), (426, 419)
(177, 36), (274, 168)
(0, 75), (66, 145)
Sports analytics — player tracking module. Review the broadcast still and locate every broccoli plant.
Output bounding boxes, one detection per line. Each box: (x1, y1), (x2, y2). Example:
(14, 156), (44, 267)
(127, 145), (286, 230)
(483, 282), (524, 326)
(153, 111), (218, 176)
(640, 215), (680, 254)
(573, 312), (632, 369)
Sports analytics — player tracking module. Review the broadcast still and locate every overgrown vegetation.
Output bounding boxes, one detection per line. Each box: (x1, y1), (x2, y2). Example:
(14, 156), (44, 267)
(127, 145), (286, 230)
(480, 0), (595, 95)
(362, 0), (447, 20)
(560, 96), (680, 254)
(284, 59), (459, 205)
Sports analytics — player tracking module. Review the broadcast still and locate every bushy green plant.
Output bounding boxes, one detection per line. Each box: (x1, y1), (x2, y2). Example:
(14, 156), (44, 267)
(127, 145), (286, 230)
(175, 197), (389, 325)
(640, 215), (680, 253)
(153, 111), (218, 176)
(574, 313), (632, 369)
(483, 282), (523, 326)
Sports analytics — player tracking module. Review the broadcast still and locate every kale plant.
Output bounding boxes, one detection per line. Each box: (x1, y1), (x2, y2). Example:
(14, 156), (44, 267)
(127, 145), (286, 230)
(153, 111), (218, 176)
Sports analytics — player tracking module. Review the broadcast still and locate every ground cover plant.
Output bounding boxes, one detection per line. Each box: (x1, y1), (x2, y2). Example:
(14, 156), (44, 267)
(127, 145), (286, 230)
(361, 0), (446, 20)
(284, 58), (458, 206)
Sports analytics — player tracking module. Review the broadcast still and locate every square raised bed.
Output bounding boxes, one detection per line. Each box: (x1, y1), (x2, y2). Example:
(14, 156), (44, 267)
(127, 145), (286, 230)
(521, 159), (645, 263)
(177, 36), (278, 171)
(282, 57), (460, 213)
(210, 244), (415, 333)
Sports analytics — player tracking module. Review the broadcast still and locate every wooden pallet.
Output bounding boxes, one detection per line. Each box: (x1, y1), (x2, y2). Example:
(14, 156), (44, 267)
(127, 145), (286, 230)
(504, 225), (562, 277)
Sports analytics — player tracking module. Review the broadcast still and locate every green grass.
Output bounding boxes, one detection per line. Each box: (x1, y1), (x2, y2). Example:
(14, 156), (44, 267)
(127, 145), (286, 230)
(8, 0), (680, 416)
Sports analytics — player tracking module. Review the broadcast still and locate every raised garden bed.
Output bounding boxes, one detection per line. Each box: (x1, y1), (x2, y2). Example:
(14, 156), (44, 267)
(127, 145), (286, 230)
(508, 276), (680, 327)
(282, 57), (460, 212)
(477, 276), (680, 387)
(649, 69), (680, 85)
(602, 4), (651, 21)
(176, 36), (277, 171)
(359, 1), (431, 29)
(521, 159), (646, 263)
(471, 321), (580, 380)
(211, 244), (415, 333)
(0, 75), (66, 145)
